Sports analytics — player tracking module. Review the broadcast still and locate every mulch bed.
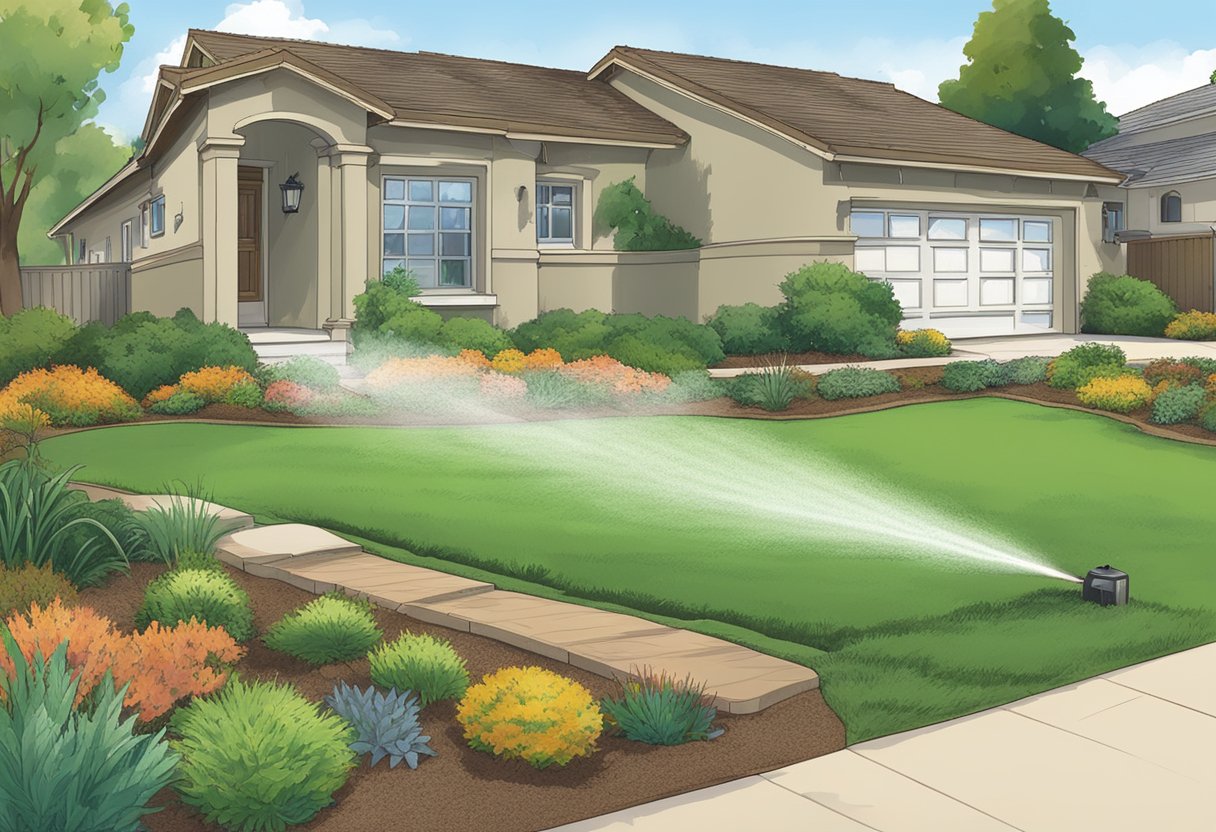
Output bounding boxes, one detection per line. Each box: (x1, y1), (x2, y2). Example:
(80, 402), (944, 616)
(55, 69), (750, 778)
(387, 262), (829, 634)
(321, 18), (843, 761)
(80, 563), (845, 832)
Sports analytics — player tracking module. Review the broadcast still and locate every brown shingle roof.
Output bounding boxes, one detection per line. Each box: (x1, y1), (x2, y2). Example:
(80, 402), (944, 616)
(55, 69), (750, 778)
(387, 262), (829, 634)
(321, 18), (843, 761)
(594, 46), (1123, 181)
(185, 30), (687, 146)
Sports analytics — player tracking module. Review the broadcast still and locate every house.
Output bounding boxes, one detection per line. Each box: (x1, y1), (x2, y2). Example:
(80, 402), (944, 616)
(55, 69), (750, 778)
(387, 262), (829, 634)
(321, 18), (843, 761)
(49, 31), (1127, 341)
(1084, 84), (1216, 313)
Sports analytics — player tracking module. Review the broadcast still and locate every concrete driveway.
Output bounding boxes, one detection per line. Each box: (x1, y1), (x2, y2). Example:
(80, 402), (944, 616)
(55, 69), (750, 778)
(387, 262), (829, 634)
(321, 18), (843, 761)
(549, 643), (1215, 832)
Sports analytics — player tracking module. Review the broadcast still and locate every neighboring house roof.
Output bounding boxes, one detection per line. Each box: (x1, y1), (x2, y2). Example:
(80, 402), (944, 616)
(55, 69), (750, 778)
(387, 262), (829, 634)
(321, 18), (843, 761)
(590, 46), (1124, 182)
(183, 30), (688, 147)
(1109, 83), (1216, 137)
(1084, 131), (1216, 188)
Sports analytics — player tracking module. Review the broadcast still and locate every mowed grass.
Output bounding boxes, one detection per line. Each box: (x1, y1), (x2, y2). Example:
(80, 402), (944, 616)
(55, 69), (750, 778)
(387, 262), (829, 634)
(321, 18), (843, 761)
(44, 399), (1216, 742)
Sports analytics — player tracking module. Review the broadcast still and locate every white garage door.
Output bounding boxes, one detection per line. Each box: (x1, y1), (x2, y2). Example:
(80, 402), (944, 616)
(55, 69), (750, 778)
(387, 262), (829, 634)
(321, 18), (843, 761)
(851, 209), (1059, 338)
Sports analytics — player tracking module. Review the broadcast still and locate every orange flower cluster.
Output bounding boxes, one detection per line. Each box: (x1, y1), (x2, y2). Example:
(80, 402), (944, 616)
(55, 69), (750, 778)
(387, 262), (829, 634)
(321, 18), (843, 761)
(479, 372), (527, 400)
(1208, 374), (1216, 396)
(455, 349), (492, 370)
(0, 599), (243, 721)
(366, 355), (482, 389)
(178, 366), (257, 402)
(0, 366), (139, 426)
(142, 384), (180, 408)
(490, 348), (565, 374)
(559, 356), (671, 394)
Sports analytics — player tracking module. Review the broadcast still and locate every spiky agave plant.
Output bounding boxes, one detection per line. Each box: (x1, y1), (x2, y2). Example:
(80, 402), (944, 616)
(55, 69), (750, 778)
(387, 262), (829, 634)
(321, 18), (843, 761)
(324, 682), (437, 769)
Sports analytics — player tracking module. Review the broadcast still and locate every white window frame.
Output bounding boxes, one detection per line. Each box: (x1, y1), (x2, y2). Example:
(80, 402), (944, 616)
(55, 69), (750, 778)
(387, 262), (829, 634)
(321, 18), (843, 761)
(140, 203), (150, 247)
(381, 175), (476, 290)
(150, 195), (166, 238)
(120, 220), (134, 261)
(536, 180), (577, 246)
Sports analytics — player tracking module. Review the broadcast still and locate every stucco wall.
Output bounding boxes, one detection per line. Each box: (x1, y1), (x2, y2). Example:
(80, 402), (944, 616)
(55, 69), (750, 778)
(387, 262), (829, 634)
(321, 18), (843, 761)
(1126, 177), (1216, 235)
(129, 245), (204, 317)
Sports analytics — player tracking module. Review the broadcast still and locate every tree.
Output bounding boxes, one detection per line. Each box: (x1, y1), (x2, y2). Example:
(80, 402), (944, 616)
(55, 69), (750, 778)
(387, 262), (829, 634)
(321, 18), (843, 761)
(0, 0), (134, 316)
(938, 0), (1117, 154)
(18, 124), (130, 266)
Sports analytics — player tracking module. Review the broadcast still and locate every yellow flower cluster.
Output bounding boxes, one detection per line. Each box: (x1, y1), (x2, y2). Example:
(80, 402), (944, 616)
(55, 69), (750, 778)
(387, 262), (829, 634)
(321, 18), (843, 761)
(178, 366), (257, 402)
(896, 328), (952, 357)
(1164, 309), (1216, 340)
(490, 348), (527, 374)
(456, 666), (603, 769)
(142, 384), (180, 408)
(1076, 374), (1153, 414)
(490, 347), (565, 374)
(0, 366), (139, 427)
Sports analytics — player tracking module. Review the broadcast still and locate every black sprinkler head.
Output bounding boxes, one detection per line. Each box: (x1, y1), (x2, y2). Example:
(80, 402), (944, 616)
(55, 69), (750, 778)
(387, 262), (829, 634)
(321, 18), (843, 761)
(1082, 565), (1129, 606)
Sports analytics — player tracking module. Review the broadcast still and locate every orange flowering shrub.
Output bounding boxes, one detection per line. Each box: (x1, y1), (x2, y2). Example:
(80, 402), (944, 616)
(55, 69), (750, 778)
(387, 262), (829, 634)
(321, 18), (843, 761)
(366, 355), (481, 389)
(142, 384), (180, 408)
(560, 355), (671, 395)
(178, 366), (257, 402)
(479, 373), (527, 400)
(263, 380), (314, 411)
(0, 366), (140, 427)
(1, 599), (243, 720)
(1208, 373), (1216, 396)
(521, 348), (565, 371)
(490, 349), (527, 374)
(456, 349), (492, 370)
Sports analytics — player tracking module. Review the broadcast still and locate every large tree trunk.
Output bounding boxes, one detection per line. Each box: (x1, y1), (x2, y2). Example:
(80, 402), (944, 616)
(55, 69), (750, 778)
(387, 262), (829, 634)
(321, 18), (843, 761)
(0, 223), (22, 317)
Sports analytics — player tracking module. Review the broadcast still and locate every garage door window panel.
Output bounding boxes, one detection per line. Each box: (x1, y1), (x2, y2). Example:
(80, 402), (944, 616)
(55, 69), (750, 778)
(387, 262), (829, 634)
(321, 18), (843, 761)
(980, 219), (1018, 242)
(888, 215), (921, 238)
(1023, 279), (1053, 305)
(933, 247), (968, 273)
(885, 247), (920, 272)
(981, 279), (1016, 306)
(980, 248), (1016, 273)
(855, 248), (885, 272)
(851, 211), (886, 238)
(928, 217), (967, 240)
(934, 280), (968, 307)
(1022, 221), (1052, 243)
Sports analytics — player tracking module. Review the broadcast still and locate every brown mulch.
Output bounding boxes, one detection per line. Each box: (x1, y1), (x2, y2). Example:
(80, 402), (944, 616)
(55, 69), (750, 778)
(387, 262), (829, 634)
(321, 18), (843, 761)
(79, 564), (844, 832)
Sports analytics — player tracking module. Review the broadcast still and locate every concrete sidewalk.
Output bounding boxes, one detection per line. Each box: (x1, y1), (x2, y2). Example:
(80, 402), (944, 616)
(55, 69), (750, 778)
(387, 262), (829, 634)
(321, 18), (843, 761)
(550, 642), (1216, 832)
(708, 334), (1216, 378)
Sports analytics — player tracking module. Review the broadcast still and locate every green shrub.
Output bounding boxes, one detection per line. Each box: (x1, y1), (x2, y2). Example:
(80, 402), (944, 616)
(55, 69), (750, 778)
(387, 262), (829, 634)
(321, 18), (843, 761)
(175, 549), (225, 572)
(264, 594), (382, 665)
(1047, 343), (1128, 389)
(1149, 384), (1207, 425)
(726, 364), (814, 411)
(941, 362), (989, 392)
(257, 356), (341, 392)
(0, 308), (78, 386)
(777, 262), (902, 358)
(380, 265), (421, 296)
(975, 359), (1012, 387)
(352, 275), (446, 349)
(223, 379), (263, 409)
(0, 563), (78, 618)
(61, 497), (150, 563)
(0, 461), (127, 588)
(1006, 356), (1051, 385)
(1080, 273), (1177, 336)
(324, 682), (437, 769)
(440, 316), (513, 358)
(171, 676), (355, 832)
(1200, 402), (1216, 433)
(817, 367), (901, 400)
(595, 177), (701, 251)
(380, 305), (446, 346)
(601, 671), (723, 745)
(660, 370), (724, 404)
(131, 489), (237, 564)
(369, 632), (469, 706)
(148, 388), (206, 415)
(707, 303), (787, 355)
(136, 567), (254, 642)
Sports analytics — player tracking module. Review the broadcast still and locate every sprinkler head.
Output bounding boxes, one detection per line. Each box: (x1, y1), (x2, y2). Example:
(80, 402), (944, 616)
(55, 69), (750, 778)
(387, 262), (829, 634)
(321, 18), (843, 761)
(1081, 565), (1129, 606)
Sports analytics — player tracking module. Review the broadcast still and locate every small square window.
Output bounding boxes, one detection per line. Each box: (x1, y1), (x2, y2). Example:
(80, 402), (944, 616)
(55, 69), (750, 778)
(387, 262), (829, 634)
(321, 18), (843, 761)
(384, 179), (406, 201)
(406, 180), (430, 202)
(888, 215), (921, 238)
(439, 259), (470, 286)
(150, 195), (166, 237)
(979, 218), (1017, 242)
(440, 207), (470, 230)
(1022, 221), (1052, 242)
(928, 217), (967, 240)
(850, 211), (885, 238)
(383, 205), (406, 231)
(439, 181), (472, 203)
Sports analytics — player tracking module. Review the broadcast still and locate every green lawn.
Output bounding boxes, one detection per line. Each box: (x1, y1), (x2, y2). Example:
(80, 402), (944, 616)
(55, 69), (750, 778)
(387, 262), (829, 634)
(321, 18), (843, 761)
(44, 399), (1216, 742)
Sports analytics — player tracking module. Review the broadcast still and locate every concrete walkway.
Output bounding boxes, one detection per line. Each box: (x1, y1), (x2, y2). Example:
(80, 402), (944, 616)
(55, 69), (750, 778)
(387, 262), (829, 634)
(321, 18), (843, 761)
(550, 642), (1216, 832)
(708, 334), (1216, 378)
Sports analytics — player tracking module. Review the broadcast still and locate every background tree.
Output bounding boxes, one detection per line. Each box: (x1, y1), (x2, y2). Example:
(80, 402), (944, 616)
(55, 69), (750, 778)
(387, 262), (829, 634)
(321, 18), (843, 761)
(938, 0), (1117, 154)
(0, 0), (134, 316)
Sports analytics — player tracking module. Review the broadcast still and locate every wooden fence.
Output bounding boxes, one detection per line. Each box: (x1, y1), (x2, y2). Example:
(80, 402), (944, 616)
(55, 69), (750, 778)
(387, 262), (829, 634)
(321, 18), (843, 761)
(19, 264), (132, 326)
(1126, 233), (1215, 313)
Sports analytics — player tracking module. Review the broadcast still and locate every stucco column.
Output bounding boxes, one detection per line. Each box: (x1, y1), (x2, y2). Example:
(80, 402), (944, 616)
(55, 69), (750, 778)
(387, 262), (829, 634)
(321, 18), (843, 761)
(199, 138), (244, 326)
(323, 145), (373, 338)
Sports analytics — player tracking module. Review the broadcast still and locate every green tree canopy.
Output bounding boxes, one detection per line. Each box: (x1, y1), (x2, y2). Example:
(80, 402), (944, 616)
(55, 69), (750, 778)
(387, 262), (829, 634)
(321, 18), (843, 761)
(938, 0), (1117, 154)
(0, 0), (134, 315)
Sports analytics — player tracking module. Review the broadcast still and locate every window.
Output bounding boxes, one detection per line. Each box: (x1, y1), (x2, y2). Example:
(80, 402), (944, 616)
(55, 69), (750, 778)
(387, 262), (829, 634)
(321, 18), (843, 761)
(77, 237), (87, 264)
(536, 182), (575, 244)
(1102, 202), (1125, 243)
(150, 195), (166, 237)
(382, 176), (474, 288)
(888, 215), (921, 238)
(1021, 221), (1052, 242)
(850, 211), (885, 238)
(1160, 192), (1182, 223)
(140, 203), (150, 247)
(928, 217), (966, 240)
(120, 220), (134, 261)
(979, 218), (1018, 242)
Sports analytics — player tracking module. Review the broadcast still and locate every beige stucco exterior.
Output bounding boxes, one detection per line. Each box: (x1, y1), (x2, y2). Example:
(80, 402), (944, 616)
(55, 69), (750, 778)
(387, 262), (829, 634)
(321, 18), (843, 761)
(52, 48), (1126, 340)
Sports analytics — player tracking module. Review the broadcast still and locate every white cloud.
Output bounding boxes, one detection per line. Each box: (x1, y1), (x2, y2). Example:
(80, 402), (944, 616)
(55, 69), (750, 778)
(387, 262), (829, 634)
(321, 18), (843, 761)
(1081, 42), (1216, 116)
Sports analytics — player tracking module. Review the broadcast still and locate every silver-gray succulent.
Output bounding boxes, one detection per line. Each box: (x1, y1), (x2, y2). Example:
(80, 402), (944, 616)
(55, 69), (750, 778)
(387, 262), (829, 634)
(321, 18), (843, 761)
(324, 682), (437, 769)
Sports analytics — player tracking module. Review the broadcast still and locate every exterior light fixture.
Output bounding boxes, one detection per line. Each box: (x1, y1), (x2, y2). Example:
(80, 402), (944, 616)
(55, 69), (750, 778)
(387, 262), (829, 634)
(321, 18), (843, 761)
(516, 184), (528, 203)
(280, 173), (304, 214)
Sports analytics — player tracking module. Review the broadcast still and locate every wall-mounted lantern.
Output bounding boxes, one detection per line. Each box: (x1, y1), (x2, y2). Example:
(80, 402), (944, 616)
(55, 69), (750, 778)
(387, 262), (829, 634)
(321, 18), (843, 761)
(280, 173), (304, 214)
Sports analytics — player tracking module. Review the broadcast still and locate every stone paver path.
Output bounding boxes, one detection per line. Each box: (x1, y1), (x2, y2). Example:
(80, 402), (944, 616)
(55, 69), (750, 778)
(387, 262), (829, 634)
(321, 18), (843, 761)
(73, 483), (817, 714)
(71, 483), (254, 529)
(550, 642), (1216, 832)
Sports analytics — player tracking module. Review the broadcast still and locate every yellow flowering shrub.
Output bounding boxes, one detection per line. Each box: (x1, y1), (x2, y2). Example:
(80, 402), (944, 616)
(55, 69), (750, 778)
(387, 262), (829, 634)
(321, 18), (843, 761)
(0, 366), (140, 427)
(521, 348), (565, 371)
(456, 666), (603, 769)
(896, 328), (952, 357)
(178, 366), (257, 403)
(1164, 309), (1216, 340)
(142, 384), (180, 408)
(1076, 375), (1154, 414)
(490, 348), (527, 374)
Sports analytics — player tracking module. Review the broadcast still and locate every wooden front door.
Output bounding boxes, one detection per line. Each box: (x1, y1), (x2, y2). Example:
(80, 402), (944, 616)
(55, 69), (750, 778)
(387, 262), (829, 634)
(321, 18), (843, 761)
(237, 167), (263, 303)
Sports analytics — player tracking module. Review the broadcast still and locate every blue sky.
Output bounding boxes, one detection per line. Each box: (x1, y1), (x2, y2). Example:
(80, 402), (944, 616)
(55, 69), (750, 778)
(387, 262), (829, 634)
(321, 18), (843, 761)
(97, 0), (1216, 141)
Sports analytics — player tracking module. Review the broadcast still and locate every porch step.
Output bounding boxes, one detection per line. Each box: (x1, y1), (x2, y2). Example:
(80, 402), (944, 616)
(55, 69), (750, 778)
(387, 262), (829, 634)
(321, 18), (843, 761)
(243, 328), (350, 366)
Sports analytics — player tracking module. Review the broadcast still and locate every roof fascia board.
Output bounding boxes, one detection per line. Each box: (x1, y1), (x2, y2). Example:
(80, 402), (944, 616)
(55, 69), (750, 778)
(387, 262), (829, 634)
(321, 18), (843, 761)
(1121, 171), (1216, 189)
(385, 118), (682, 148)
(48, 158), (143, 236)
(832, 153), (1125, 185)
(139, 77), (179, 143)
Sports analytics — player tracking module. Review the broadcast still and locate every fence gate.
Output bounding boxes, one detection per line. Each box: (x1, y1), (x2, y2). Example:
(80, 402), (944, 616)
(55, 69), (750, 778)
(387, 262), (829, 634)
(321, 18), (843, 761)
(1125, 233), (1216, 313)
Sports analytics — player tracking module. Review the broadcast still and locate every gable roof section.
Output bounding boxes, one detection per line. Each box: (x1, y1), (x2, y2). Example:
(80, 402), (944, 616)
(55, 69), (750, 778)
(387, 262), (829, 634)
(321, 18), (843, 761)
(1084, 132), (1216, 188)
(1111, 84), (1216, 137)
(591, 46), (1123, 182)
(184, 30), (687, 146)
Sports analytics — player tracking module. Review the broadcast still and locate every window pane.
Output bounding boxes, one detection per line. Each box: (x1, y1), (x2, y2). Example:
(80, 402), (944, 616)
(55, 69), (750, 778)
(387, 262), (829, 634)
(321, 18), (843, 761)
(538, 206), (549, 239)
(439, 181), (472, 203)
(980, 278), (1015, 305)
(383, 234), (405, 256)
(383, 258), (405, 276)
(551, 207), (573, 239)
(407, 234), (434, 256)
(980, 248), (1015, 272)
(551, 186), (573, 206)
(440, 233), (469, 256)
(537, 185), (550, 204)
(383, 205), (406, 231)
(933, 247), (968, 273)
(408, 180), (432, 202)
(385, 179), (406, 201)
(888, 215), (921, 238)
(851, 211), (885, 238)
(979, 219), (1017, 242)
(408, 260), (436, 287)
(854, 247), (885, 272)
(407, 206), (435, 230)
(440, 207), (470, 230)
(885, 246), (920, 272)
(928, 217), (966, 240)
(1022, 220), (1051, 242)
(439, 260), (469, 286)
(1022, 248), (1051, 272)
